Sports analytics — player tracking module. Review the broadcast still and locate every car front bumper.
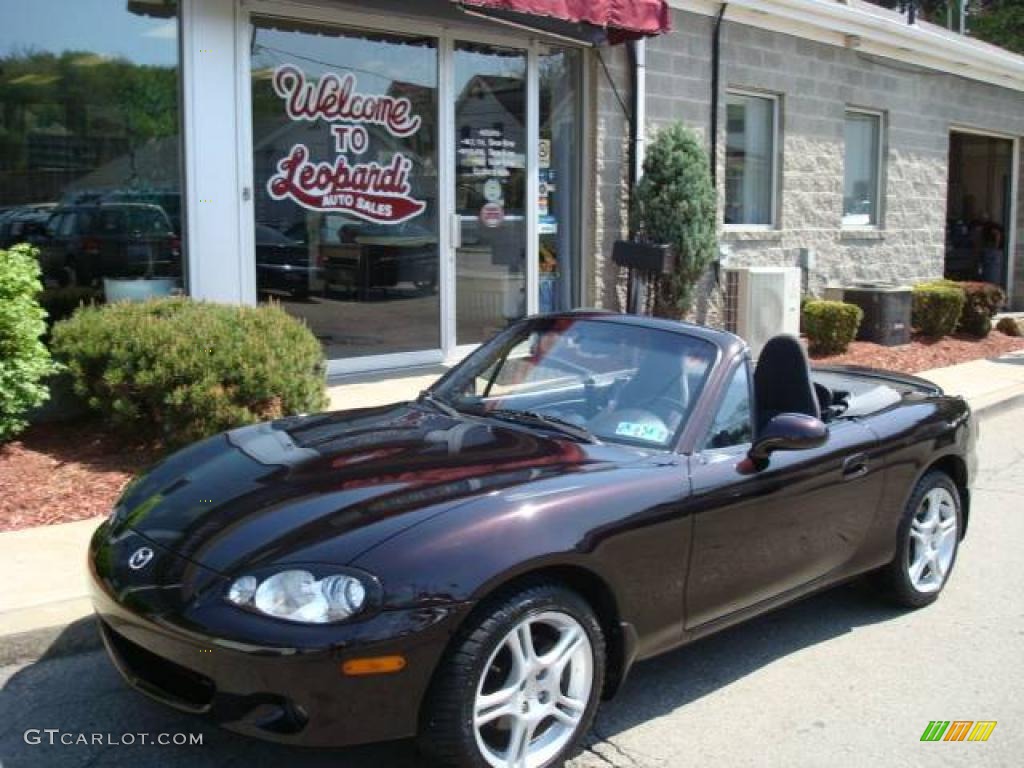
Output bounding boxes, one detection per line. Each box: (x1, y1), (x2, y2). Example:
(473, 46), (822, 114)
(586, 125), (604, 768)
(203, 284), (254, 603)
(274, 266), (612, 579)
(89, 527), (470, 747)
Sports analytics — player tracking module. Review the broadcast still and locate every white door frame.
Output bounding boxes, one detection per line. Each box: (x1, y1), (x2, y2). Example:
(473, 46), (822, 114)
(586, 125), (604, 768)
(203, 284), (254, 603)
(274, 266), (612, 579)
(235, 0), (548, 375)
(948, 125), (1020, 305)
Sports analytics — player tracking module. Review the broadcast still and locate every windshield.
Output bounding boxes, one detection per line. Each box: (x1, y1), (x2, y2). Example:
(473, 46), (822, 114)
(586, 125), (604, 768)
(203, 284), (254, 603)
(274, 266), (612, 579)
(432, 317), (717, 449)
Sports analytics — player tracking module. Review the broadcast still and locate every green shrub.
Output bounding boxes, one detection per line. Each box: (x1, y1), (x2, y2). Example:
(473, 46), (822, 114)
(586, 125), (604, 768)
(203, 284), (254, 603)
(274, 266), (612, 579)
(39, 285), (103, 330)
(956, 281), (1005, 338)
(996, 316), (1023, 337)
(51, 298), (328, 446)
(0, 244), (58, 441)
(912, 281), (966, 337)
(802, 300), (864, 355)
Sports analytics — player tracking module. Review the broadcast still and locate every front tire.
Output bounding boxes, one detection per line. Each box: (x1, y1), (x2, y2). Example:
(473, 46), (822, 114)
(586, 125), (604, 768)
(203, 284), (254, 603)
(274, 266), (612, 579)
(419, 583), (605, 768)
(878, 470), (962, 608)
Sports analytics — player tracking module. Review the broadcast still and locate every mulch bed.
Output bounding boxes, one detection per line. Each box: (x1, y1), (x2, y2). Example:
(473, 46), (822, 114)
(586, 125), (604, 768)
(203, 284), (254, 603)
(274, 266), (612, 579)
(0, 420), (162, 532)
(811, 330), (1024, 374)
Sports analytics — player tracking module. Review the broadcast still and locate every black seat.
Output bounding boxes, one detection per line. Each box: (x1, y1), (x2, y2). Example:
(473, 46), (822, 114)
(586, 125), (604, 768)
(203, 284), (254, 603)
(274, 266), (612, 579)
(753, 334), (821, 434)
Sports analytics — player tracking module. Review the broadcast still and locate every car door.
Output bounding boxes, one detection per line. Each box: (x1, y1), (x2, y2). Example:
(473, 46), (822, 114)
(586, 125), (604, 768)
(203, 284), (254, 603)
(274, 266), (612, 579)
(684, 357), (884, 629)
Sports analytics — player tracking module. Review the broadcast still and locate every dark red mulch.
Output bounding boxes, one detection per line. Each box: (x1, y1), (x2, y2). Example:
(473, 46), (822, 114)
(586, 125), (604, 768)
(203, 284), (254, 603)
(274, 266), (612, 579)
(0, 420), (162, 532)
(811, 330), (1024, 374)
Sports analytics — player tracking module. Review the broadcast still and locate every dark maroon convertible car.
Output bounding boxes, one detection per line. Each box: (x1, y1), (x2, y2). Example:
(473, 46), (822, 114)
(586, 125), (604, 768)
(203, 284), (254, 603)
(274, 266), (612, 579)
(90, 312), (976, 768)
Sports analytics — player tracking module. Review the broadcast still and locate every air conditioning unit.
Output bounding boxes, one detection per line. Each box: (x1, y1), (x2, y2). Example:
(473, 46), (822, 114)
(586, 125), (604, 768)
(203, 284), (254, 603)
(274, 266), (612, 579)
(724, 267), (802, 357)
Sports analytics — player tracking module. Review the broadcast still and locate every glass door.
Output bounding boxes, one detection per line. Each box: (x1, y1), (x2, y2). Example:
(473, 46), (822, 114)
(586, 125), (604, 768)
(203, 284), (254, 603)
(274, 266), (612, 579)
(250, 18), (441, 363)
(453, 42), (529, 346)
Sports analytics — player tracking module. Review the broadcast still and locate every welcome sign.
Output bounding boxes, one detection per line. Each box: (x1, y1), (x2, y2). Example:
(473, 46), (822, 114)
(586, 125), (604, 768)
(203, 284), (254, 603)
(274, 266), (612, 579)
(266, 65), (427, 225)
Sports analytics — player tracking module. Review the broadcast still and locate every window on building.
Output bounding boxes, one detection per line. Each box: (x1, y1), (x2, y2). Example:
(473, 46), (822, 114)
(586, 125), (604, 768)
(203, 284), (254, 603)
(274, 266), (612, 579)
(0, 1), (184, 292)
(725, 92), (778, 227)
(843, 110), (883, 227)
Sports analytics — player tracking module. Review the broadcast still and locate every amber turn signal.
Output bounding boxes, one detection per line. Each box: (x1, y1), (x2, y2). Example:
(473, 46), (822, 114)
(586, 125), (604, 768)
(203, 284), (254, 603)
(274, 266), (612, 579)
(341, 655), (407, 676)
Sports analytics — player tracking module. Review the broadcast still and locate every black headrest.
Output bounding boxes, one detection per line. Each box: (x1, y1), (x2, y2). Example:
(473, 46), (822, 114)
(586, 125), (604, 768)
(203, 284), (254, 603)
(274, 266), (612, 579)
(753, 334), (820, 434)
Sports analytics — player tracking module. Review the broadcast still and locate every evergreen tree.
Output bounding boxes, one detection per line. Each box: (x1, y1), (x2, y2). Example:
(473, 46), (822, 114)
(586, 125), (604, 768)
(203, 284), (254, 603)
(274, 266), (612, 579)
(631, 124), (716, 318)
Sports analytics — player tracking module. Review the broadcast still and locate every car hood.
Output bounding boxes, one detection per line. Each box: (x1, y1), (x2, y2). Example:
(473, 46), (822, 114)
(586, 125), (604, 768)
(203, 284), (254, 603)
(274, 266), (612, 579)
(112, 403), (640, 576)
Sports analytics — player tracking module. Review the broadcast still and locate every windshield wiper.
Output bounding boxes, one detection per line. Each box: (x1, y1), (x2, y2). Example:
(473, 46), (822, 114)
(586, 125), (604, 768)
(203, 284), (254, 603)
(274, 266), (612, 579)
(483, 409), (598, 444)
(417, 391), (460, 418)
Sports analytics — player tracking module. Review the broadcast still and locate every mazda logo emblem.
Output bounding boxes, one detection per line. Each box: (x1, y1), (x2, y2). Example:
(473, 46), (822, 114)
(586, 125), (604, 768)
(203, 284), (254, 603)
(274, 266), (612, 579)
(128, 546), (154, 570)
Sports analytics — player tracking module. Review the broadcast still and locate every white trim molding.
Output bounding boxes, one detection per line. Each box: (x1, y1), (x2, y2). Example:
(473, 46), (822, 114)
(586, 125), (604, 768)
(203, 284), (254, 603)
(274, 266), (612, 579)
(670, 0), (1024, 92)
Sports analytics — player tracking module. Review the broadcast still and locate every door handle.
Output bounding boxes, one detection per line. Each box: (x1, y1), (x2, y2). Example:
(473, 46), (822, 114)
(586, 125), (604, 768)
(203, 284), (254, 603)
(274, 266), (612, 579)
(451, 213), (463, 250)
(842, 453), (870, 480)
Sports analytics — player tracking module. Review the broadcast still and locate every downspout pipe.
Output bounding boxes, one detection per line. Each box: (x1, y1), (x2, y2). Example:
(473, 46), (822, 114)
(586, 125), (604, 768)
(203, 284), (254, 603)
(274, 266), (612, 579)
(631, 39), (647, 192)
(710, 3), (728, 188)
(626, 39), (646, 237)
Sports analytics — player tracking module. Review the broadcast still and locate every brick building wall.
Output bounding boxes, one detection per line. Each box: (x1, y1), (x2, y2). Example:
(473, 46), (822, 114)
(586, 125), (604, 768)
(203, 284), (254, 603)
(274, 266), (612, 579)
(590, 8), (1024, 319)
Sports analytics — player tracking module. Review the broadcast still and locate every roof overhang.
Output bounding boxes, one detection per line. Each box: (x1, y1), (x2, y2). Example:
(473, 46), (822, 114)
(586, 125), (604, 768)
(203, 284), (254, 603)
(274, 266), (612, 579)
(455, 1), (672, 45)
(671, 0), (1024, 92)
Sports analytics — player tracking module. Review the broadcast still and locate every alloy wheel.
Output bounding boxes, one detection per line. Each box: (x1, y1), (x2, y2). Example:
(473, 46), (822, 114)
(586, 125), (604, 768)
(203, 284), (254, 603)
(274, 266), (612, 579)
(907, 487), (958, 593)
(473, 610), (593, 768)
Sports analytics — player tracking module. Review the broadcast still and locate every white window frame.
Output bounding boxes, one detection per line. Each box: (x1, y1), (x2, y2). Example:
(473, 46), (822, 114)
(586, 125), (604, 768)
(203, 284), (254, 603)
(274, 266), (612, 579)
(842, 107), (885, 231)
(723, 88), (780, 232)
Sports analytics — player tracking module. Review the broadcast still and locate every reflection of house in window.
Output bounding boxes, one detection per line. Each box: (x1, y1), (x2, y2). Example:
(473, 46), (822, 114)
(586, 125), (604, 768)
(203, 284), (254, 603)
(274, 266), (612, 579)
(455, 75), (526, 214)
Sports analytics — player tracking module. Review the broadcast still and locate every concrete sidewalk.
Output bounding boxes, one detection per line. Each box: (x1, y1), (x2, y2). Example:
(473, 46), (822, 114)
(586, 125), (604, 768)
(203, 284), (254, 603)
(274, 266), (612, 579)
(3, 350), (1024, 665)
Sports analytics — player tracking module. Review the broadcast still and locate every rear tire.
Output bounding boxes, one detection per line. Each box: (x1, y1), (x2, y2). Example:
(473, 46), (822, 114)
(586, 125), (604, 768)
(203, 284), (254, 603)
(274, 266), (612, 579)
(877, 470), (962, 608)
(418, 582), (605, 768)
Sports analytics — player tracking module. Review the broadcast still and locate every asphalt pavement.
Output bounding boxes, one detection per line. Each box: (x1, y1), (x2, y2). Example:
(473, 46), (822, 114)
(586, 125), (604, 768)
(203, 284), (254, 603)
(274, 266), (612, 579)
(2, 407), (1022, 768)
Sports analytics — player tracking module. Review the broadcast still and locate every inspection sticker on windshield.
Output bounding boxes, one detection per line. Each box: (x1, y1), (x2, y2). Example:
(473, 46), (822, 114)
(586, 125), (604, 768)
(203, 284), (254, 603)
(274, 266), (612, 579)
(614, 422), (669, 443)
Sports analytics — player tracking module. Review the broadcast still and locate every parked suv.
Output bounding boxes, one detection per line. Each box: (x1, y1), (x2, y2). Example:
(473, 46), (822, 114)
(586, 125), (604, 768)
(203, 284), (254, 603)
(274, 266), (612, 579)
(0, 203), (56, 249)
(39, 203), (181, 286)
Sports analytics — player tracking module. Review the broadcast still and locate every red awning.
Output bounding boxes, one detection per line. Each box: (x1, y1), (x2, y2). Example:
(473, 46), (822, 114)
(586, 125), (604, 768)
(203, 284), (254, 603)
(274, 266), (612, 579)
(455, 1), (671, 44)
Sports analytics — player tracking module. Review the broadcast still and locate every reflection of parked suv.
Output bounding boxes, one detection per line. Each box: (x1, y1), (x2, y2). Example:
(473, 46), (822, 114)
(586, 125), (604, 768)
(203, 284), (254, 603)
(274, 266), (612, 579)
(255, 224), (321, 299)
(0, 203), (56, 249)
(40, 203), (180, 285)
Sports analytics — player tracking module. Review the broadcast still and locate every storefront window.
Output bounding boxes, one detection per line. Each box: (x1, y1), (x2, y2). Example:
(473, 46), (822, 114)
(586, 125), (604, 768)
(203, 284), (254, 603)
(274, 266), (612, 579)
(250, 20), (440, 360)
(0, 0), (183, 294)
(454, 42), (528, 346)
(538, 48), (583, 313)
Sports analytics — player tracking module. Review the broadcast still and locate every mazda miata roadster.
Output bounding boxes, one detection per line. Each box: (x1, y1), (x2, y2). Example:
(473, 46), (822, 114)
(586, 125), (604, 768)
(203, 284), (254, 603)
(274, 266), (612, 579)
(90, 312), (976, 767)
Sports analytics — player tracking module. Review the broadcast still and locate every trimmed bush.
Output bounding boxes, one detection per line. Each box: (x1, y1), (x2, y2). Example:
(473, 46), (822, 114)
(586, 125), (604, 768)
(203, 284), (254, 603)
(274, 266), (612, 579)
(51, 298), (328, 446)
(0, 244), (58, 441)
(802, 299), (864, 356)
(996, 316), (1024, 337)
(912, 281), (966, 337)
(956, 281), (1005, 338)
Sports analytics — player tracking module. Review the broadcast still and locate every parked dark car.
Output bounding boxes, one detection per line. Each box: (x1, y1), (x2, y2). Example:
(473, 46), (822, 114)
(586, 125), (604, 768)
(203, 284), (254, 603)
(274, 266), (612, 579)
(38, 203), (180, 285)
(90, 313), (976, 767)
(255, 224), (320, 299)
(0, 203), (55, 249)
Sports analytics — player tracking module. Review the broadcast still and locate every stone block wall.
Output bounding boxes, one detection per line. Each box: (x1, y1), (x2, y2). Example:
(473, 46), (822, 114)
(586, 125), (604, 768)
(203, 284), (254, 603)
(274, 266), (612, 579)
(590, 8), (1024, 317)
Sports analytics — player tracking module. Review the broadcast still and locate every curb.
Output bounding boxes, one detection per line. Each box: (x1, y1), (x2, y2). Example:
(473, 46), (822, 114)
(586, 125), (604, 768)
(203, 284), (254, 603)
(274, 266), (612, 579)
(973, 391), (1024, 421)
(0, 616), (101, 667)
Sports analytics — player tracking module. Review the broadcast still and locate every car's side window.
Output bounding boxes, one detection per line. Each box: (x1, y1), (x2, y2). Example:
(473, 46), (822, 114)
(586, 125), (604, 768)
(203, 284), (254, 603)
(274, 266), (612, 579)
(703, 363), (753, 450)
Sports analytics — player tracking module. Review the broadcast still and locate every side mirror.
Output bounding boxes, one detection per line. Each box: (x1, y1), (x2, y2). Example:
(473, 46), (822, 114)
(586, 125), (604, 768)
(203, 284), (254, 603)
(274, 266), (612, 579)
(748, 413), (828, 468)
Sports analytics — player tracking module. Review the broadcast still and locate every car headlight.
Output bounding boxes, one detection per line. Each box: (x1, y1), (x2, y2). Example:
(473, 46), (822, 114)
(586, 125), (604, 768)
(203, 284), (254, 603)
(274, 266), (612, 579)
(226, 569), (372, 624)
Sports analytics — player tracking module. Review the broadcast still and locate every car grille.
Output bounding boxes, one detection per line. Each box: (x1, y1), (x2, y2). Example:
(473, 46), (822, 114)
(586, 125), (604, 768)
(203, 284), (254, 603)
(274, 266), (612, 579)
(102, 620), (215, 711)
